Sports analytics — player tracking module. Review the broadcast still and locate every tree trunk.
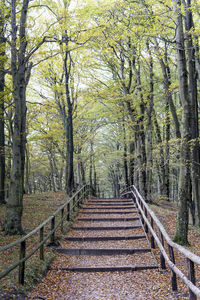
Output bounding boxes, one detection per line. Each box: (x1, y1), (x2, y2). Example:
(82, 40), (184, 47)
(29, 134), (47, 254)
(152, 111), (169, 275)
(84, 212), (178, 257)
(146, 119), (153, 202)
(125, 100), (138, 188)
(48, 151), (56, 192)
(129, 141), (134, 186)
(122, 122), (129, 187)
(64, 44), (74, 196)
(134, 63), (147, 198)
(193, 35), (200, 88)
(146, 41), (154, 203)
(66, 99), (74, 195)
(93, 162), (97, 196)
(52, 150), (62, 191)
(159, 46), (183, 202)
(184, 0), (200, 226)
(89, 142), (93, 189)
(153, 110), (165, 199)
(113, 171), (120, 198)
(76, 161), (82, 187)
(58, 165), (64, 191)
(0, 0), (6, 204)
(24, 144), (30, 194)
(158, 41), (181, 139)
(164, 100), (170, 201)
(173, 0), (191, 245)
(4, 0), (30, 235)
(80, 159), (86, 185)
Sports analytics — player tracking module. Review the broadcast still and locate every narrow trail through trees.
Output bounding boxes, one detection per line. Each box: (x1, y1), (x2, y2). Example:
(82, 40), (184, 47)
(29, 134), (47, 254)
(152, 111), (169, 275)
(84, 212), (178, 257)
(29, 197), (182, 299)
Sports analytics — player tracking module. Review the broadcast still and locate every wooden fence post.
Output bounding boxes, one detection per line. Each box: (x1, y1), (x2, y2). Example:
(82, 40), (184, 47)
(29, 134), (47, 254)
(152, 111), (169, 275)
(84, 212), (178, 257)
(50, 216), (55, 244)
(61, 208), (64, 233)
(159, 231), (166, 269)
(83, 186), (85, 200)
(40, 227), (44, 260)
(81, 190), (84, 204)
(73, 196), (76, 212)
(67, 202), (70, 221)
(187, 258), (197, 300)
(19, 240), (26, 285)
(144, 207), (148, 233)
(141, 203), (144, 225)
(150, 217), (155, 249)
(168, 244), (177, 291)
(78, 192), (80, 208)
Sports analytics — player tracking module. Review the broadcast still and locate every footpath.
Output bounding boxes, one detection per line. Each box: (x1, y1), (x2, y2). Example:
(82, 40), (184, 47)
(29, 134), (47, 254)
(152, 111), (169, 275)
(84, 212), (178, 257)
(29, 198), (181, 299)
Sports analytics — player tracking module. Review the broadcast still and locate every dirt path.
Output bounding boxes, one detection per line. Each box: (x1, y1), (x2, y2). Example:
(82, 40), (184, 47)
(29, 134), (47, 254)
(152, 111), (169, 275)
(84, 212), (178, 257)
(28, 198), (184, 299)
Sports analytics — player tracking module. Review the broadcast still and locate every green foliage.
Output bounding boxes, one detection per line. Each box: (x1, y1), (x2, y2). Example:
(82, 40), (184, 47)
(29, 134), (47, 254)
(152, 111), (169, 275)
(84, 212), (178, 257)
(1, 0), (199, 205)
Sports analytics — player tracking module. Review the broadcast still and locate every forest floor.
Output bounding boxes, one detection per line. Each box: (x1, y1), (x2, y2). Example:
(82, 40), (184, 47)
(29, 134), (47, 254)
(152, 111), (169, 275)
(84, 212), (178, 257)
(0, 191), (67, 299)
(0, 193), (200, 299)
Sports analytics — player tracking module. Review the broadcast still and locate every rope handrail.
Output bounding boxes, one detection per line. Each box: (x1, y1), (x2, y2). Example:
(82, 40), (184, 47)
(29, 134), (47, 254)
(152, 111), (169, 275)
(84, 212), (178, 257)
(121, 185), (200, 300)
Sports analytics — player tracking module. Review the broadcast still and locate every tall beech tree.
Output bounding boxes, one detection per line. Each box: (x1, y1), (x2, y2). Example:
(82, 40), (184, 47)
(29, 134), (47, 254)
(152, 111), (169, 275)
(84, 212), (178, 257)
(173, 0), (191, 245)
(63, 34), (75, 195)
(0, 0), (6, 205)
(4, 0), (56, 234)
(183, 0), (200, 226)
(4, 0), (31, 234)
(146, 41), (154, 202)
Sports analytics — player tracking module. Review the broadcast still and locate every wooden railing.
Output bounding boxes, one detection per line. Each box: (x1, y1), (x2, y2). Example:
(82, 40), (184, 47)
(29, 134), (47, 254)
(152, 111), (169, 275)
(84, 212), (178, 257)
(0, 185), (91, 285)
(121, 185), (200, 300)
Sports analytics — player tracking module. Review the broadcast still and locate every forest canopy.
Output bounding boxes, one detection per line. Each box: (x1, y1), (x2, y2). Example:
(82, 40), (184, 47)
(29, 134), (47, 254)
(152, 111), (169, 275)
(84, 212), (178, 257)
(0, 0), (200, 244)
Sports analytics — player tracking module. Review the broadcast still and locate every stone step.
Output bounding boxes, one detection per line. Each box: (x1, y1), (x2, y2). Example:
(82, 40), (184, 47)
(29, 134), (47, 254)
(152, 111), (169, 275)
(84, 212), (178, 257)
(89, 198), (132, 200)
(81, 206), (136, 210)
(81, 211), (137, 214)
(71, 225), (141, 231)
(57, 248), (151, 256)
(77, 217), (139, 222)
(58, 265), (158, 272)
(64, 235), (146, 242)
(88, 200), (133, 203)
(86, 203), (134, 206)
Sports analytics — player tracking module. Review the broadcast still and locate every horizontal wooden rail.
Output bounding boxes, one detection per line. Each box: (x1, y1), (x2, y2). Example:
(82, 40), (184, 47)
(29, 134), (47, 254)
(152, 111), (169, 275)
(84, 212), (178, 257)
(0, 185), (91, 284)
(121, 185), (200, 300)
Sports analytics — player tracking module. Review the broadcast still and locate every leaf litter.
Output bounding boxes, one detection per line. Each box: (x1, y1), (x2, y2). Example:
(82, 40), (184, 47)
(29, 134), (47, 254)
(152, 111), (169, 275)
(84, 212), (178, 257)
(1, 196), (199, 299)
(28, 198), (187, 299)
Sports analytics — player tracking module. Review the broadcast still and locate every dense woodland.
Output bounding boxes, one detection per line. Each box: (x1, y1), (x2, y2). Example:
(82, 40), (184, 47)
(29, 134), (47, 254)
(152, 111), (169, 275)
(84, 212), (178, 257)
(0, 0), (200, 245)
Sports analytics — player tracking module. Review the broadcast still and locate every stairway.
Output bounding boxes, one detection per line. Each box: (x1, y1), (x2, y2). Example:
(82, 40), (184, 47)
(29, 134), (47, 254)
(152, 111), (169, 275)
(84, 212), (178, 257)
(56, 197), (158, 272)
